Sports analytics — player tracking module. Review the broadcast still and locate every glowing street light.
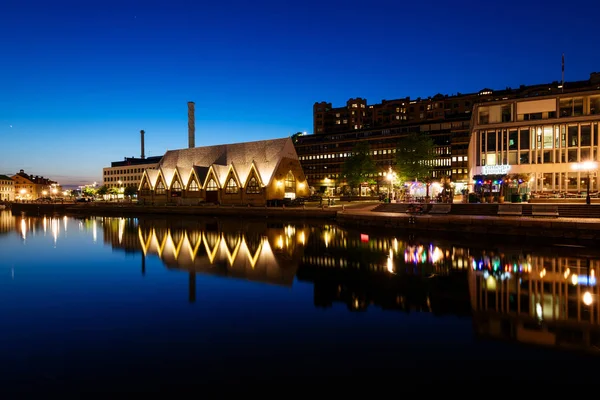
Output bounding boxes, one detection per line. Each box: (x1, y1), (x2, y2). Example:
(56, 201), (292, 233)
(386, 167), (396, 202)
(573, 161), (598, 205)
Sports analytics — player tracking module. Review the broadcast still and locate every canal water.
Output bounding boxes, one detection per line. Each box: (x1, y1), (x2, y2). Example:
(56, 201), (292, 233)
(0, 210), (597, 392)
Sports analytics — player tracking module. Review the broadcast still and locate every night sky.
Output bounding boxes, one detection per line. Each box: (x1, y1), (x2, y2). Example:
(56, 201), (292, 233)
(2, 0), (599, 187)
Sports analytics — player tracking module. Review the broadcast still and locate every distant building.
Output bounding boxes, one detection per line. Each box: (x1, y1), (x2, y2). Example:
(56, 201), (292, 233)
(102, 156), (163, 193)
(138, 137), (309, 206)
(11, 170), (60, 201)
(0, 174), (15, 201)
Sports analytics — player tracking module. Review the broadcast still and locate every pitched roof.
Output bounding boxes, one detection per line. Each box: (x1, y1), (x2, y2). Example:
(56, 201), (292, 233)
(159, 137), (298, 185)
(0, 175), (13, 181)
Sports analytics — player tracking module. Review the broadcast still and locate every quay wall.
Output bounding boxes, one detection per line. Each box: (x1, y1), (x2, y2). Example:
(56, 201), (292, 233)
(336, 212), (600, 242)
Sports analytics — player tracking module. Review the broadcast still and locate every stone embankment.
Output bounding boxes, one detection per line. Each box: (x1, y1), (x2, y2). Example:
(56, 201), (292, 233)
(8, 201), (600, 242)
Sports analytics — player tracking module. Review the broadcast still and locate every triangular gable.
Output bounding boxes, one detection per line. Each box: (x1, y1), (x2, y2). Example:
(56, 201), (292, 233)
(155, 170), (168, 190)
(169, 168), (184, 190)
(245, 162), (265, 187)
(143, 169), (160, 189)
(254, 138), (301, 185)
(203, 166), (221, 189)
(223, 163), (242, 188)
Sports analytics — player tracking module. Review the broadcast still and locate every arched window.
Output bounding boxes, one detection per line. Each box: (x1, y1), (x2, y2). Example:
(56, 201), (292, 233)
(156, 180), (166, 195)
(246, 176), (261, 194)
(225, 178), (239, 194)
(206, 179), (218, 191)
(188, 180), (199, 191)
(285, 171), (295, 192)
(172, 180), (182, 192)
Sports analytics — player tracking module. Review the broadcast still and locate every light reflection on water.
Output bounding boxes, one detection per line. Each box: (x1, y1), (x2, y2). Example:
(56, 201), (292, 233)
(0, 210), (598, 388)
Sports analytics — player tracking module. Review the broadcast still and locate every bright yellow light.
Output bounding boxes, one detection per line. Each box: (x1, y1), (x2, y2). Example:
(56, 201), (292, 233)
(298, 182), (305, 189)
(42, 190), (47, 196)
(583, 291), (593, 306)
(571, 274), (578, 285)
(277, 235), (284, 249)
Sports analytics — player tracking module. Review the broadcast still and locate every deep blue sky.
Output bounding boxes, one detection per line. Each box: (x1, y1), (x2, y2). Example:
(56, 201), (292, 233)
(2, 0), (599, 187)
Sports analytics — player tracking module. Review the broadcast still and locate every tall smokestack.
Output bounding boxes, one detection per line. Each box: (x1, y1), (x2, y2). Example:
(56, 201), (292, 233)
(140, 130), (145, 159)
(188, 101), (195, 148)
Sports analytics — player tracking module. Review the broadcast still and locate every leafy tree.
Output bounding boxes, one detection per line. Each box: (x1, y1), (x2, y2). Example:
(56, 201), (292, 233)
(342, 142), (378, 195)
(96, 185), (108, 196)
(82, 186), (96, 197)
(395, 133), (435, 183)
(291, 132), (304, 144)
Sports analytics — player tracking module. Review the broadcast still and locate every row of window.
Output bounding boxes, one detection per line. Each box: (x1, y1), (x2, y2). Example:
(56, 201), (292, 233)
(479, 124), (599, 153)
(143, 176), (264, 195)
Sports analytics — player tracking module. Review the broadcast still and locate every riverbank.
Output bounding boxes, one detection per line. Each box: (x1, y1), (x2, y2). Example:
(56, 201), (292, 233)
(9, 200), (600, 242)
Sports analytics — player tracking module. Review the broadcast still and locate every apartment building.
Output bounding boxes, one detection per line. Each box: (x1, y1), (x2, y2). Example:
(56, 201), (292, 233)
(102, 156), (163, 192)
(11, 170), (60, 201)
(0, 174), (15, 201)
(469, 72), (600, 195)
(297, 72), (600, 197)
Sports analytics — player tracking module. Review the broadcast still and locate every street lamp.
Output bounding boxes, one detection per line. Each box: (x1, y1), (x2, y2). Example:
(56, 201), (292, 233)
(386, 167), (395, 202)
(573, 161), (598, 205)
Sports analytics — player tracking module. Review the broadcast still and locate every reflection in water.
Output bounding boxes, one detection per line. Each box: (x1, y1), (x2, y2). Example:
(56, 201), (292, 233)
(469, 251), (600, 354)
(4, 210), (600, 355)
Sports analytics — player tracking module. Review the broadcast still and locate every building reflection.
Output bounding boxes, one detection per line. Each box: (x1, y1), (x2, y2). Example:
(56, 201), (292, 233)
(0, 210), (15, 236)
(469, 250), (600, 354)
(7, 211), (600, 355)
(297, 231), (472, 314)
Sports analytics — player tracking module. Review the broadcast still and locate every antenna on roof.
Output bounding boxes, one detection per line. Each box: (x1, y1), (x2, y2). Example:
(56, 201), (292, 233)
(561, 53), (565, 93)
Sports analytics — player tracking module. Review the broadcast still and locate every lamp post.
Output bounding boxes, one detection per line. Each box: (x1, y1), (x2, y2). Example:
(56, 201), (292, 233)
(387, 167), (395, 203)
(573, 161), (598, 205)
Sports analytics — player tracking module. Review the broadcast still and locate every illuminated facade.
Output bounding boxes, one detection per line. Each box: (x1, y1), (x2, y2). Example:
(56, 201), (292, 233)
(469, 73), (600, 195)
(138, 137), (309, 206)
(11, 169), (60, 201)
(0, 174), (15, 201)
(299, 71), (600, 197)
(102, 156), (162, 192)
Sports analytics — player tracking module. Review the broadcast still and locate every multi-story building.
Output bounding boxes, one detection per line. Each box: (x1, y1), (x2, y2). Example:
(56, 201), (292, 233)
(0, 174), (15, 202)
(299, 94), (477, 196)
(469, 72), (600, 196)
(297, 71), (600, 198)
(11, 170), (60, 201)
(102, 156), (163, 193)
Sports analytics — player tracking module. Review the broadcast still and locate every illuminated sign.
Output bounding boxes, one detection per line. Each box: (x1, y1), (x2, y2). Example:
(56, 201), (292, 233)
(482, 164), (511, 175)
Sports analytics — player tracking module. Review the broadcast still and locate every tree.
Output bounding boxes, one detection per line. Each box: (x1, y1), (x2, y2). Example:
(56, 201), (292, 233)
(96, 185), (109, 196)
(395, 133), (435, 184)
(342, 142), (378, 196)
(291, 132), (304, 144)
(82, 186), (97, 197)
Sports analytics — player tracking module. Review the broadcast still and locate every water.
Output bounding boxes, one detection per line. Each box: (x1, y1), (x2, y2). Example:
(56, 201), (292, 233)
(0, 210), (597, 392)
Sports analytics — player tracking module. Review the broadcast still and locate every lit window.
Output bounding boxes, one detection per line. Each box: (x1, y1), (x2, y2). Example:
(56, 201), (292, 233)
(206, 179), (218, 191)
(225, 178), (238, 194)
(188, 180), (199, 191)
(246, 176), (261, 194)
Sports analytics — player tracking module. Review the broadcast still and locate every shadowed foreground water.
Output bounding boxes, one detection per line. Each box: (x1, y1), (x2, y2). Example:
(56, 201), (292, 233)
(0, 210), (598, 393)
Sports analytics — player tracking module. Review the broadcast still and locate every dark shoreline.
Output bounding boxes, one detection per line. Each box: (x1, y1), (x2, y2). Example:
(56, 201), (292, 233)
(8, 201), (600, 243)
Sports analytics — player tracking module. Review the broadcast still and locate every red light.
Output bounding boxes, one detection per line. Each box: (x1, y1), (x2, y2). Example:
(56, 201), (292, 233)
(360, 234), (369, 242)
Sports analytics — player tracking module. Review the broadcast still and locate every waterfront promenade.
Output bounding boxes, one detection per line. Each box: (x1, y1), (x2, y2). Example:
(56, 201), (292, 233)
(8, 200), (600, 242)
